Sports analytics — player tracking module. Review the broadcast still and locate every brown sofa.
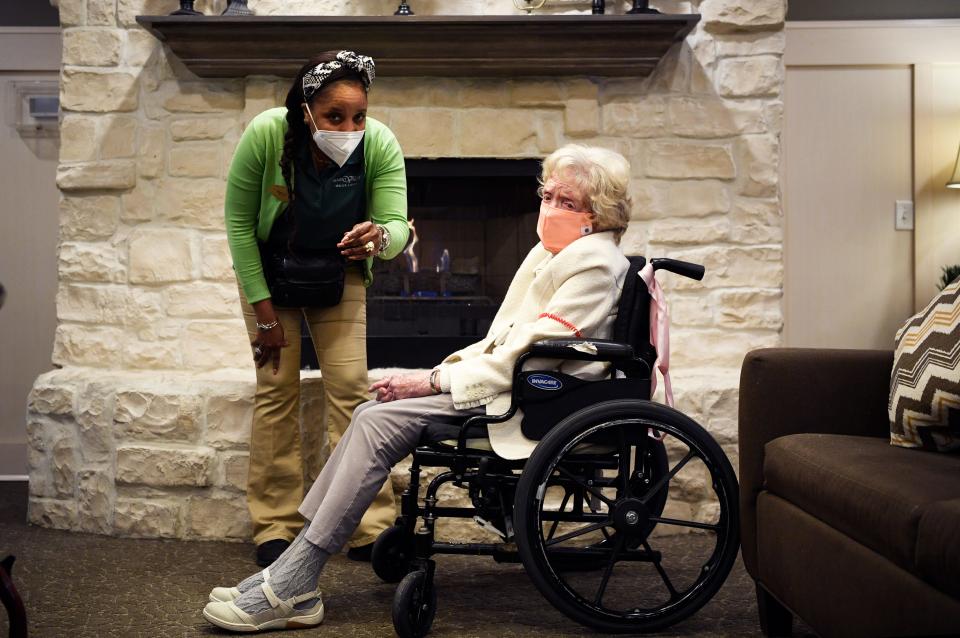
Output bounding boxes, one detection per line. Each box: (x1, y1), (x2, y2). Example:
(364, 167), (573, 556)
(739, 348), (960, 638)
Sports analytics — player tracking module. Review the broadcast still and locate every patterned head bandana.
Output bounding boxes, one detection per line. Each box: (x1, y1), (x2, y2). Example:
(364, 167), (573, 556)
(302, 50), (376, 100)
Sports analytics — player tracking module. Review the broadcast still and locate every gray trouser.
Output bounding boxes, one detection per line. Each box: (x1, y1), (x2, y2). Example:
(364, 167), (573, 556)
(297, 394), (483, 553)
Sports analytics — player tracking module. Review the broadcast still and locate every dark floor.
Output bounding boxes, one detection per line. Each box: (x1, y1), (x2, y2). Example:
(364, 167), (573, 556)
(0, 482), (814, 638)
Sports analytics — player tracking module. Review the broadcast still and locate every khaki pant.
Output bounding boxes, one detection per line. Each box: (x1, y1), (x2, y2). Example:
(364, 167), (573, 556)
(239, 269), (396, 547)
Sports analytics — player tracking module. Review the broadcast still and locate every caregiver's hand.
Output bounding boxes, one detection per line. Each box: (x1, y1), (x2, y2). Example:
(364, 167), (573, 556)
(338, 221), (381, 261)
(251, 323), (289, 374)
(251, 299), (289, 374)
(369, 372), (434, 403)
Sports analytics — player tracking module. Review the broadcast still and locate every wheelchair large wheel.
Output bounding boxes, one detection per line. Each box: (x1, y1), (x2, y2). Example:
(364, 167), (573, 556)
(514, 399), (739, 633)
(551, 435), (669, 573)
(372, 525), (415, 584)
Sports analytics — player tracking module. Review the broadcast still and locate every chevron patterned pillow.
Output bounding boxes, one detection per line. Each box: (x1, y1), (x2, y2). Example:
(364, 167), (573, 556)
(889, 278), (960, 452)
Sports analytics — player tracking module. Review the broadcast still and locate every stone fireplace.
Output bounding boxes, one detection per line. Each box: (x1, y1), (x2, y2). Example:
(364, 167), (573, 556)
(29, 0), (785, 540)
(364, 158), (540, 368)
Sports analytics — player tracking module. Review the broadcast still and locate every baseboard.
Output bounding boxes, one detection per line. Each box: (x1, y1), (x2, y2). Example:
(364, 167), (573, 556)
(0, 442), (27, 476)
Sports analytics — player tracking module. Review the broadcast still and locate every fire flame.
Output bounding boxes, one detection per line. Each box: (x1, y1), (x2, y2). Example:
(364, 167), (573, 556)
(404, 219), (419, 273)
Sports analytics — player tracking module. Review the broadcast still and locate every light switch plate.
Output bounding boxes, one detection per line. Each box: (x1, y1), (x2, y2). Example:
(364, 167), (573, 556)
(895, 200), (914, 230)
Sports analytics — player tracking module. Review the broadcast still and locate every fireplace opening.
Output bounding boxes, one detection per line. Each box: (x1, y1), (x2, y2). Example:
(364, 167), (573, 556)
(301, 158), (542, 370)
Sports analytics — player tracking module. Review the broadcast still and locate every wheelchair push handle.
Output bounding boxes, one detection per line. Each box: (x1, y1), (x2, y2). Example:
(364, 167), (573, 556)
(650, 257), (705, 281)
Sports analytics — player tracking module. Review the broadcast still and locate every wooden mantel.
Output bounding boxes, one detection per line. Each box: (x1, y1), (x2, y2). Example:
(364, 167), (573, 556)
(135, 14), (700, 78)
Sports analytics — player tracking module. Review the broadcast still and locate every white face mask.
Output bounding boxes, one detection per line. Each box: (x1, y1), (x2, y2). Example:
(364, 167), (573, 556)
(306, 107), (364, 167)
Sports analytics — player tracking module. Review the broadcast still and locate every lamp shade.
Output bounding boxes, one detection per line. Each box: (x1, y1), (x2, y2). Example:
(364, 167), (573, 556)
(949, 143), (960, 189)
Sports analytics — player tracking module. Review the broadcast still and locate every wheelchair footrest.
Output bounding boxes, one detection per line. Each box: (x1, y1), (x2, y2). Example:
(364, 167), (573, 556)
(473, 515), (514, 541)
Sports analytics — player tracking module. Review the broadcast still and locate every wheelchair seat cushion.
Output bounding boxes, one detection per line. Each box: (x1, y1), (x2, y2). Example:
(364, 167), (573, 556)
(433, 436), (615, 457)
(435, 437), (496, 452)
(422, 421), (488, 446)
(426, 418), (615, 457)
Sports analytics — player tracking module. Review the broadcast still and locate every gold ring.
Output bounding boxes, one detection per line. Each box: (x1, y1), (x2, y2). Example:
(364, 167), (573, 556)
(364, 241), (375, 253)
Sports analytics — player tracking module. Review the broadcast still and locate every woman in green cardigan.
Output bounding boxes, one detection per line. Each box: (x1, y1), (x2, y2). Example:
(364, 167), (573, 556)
(225, 50), (409, 567)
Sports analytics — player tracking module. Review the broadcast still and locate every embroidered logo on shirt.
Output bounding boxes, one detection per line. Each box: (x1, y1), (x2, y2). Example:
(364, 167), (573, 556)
(331, 175), (362, 189)
(527, 374), (563, 391)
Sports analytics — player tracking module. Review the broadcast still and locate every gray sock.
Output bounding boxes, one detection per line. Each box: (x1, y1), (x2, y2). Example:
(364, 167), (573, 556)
(236, 527), (309, 594)
(233, 535), (330, 615)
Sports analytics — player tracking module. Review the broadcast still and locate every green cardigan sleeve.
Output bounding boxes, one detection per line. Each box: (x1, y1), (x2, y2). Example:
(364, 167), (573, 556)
(225, 115), (272, 304)
(226, 112), (408, 300)
(365, 121), (410, 269)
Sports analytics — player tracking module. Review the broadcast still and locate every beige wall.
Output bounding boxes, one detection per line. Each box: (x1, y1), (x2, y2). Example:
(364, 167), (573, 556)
(915, 64), (960, 306)
(784, 20), (960, 349)
(783, 65), (914, 349)
(0, 28), (61, 477)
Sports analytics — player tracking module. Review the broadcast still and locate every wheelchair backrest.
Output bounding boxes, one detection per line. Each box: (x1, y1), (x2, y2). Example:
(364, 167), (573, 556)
(517, 256), (655, 439)
(611, 256), (656, 374)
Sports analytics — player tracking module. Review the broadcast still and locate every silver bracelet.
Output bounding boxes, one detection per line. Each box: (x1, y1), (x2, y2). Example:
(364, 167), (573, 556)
(256, 319), (279, 331)
(376, 224), (391, 256)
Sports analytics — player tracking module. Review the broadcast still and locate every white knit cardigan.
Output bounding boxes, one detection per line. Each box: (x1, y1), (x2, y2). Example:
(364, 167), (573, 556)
(437, 231), (630, 459)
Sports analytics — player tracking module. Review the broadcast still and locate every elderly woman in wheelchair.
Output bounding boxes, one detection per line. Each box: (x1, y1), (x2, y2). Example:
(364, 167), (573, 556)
(202, 144), (740, 636)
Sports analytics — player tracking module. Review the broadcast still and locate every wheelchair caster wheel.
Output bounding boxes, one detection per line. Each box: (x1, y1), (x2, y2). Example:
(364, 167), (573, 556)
(392, 570), (437, 638)
(373, 525), (415, 584)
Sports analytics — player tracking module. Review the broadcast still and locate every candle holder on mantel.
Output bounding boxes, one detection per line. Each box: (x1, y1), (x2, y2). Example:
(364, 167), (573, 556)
(222, 0), (254, 16)
(395, 1), (414, 15)
(513, 0), (546, 12)
(627, 0), (660, 14)
(170, 0), (202, 15)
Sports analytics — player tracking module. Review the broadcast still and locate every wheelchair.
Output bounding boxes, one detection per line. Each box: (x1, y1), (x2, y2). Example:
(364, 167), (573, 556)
(370, 256), (740, 637)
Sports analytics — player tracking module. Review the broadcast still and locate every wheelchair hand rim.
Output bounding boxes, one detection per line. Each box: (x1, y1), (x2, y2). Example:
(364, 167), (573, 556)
(515, 402), (740, 631)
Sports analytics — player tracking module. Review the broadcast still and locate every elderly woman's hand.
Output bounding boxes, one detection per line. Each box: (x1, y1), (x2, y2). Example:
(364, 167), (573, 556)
(369, 371), (435, 403)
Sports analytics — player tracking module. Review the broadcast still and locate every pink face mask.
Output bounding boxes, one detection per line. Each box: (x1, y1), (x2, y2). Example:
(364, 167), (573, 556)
(537, 201), (594, 254)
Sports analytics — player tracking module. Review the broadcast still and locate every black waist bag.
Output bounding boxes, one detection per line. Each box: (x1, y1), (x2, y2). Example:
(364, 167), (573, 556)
(258, 244), (345, 309)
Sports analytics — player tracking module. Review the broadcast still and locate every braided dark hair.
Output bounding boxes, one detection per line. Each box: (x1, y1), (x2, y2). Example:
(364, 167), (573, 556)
(280, 51), (367, 205)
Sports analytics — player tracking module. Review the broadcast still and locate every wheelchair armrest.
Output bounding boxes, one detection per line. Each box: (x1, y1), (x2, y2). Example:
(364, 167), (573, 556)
(528, 338), (634, 362)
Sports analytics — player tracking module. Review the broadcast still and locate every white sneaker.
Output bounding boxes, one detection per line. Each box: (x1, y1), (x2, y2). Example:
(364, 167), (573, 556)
(209, 568), (269, 603)
(202, 580), (323, 633)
